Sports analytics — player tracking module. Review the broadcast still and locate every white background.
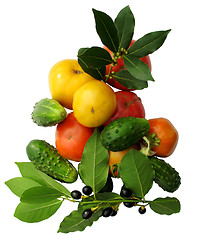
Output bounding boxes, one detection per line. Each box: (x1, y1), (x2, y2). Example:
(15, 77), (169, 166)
(1, 0), (201, 239)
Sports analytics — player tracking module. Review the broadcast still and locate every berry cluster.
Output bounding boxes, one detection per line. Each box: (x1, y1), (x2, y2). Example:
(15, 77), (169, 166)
(71, 185), (93, 199)
(70, 185), (146, 221)
(120, 186), (146, 214)
(70, 186), (118, 219)
(82, 207), (117, 219)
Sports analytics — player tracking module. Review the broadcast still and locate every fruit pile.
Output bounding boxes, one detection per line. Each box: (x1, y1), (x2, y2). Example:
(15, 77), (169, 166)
(5, 6), (181, 234)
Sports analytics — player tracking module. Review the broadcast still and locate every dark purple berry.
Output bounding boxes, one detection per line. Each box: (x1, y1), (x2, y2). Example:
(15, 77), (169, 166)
(82, 209), (93, 219)
(82, 186), (93, 196)
(102, 207), (113, 217)
(71, 190), (81, 199)
(123, 202), (134, 208)
(120, 187), (132, 198)
(111, 209), (117, 217)
(138, 206), (146, 214)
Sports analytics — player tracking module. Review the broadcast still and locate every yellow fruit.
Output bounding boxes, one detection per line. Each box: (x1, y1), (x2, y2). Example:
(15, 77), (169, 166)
(73, 80), (116, 127)
(48, 59), (95, 109)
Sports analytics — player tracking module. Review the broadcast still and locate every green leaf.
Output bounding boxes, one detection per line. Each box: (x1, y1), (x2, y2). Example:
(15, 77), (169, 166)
(115, 6), (135, 50)
(15, 162), (71, 198)
(58, 207), (102, 234)
(20, 186), (63, 204)
(149, 197), (181, 215)
(78, 47), (113, 68)
(5, 177), (41, 197)
(113, 70), (148, 90)
(78, 58), (106, 80)
(92, 8), (119, 53)
(123, 54), (154, 81)
(78, 48), (106, 80)
(128, 30), (171, 58)
(14, 199), (63, 223)
(78, 128), (109, 195)
(119, 149), (155, 199)
(15, 162), (47, 185)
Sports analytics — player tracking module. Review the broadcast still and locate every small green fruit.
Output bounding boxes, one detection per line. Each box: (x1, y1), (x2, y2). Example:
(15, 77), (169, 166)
(149, 156), (181, 193)
(100, 117), (150, 151)
(32, 98), (67, 127)
(26, 139), (78, 183)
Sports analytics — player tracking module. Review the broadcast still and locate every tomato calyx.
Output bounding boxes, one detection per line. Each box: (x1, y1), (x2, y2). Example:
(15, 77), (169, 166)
(139, 133), (160, 157)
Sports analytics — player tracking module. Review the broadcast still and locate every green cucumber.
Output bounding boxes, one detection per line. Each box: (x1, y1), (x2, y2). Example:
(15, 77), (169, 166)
(100, 117), (150, 151)
(149, 156), (181, 193)
(26, 140), (78, 183)
(31, 98), (67, 127)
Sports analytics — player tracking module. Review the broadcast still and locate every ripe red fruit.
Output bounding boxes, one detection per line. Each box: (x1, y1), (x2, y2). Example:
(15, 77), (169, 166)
(103, 91), (145, 127)
(55, 112), (94, 162)
(148, 118), (179, 157)
(104, 40), (152, 91)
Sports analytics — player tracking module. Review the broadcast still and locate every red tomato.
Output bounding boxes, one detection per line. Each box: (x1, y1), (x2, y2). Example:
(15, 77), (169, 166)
(55, 112), (94, 162)
(148, 118), (179, 157)
(104, 40), (152, 91)
(104, 91), (145, 127)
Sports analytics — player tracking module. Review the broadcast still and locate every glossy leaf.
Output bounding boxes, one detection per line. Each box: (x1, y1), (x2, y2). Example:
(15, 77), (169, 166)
(119, 149), (155, 199)
(58, 207), (102, 234)
(78, 58), (106, 80)
(78, 47), (107, 79)
(149, 197), (181, 215)
(123, 54), (154, 81)
(20, 186), (62, 204)
(78, 128), (109, 195)
(78, 47), (113, 68)
(92, 8), (119, 52)
(113, 70), (148, 90)
(5, 177), (41, 197)
(128, 30), (171, 58)
(15, 162), (71, 198)
(115, 6), (135, 50)
(14, 199), (63, 223)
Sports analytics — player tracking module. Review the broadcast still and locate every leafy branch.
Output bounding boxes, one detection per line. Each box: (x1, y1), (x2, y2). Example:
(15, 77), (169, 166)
(77, 6), (170, 90)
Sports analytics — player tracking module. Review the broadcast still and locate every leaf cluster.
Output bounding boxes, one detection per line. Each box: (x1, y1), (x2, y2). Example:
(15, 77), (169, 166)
(5, 162), (71, 223)
(77, 6), (171, 90)
(58, 129), (181, 233)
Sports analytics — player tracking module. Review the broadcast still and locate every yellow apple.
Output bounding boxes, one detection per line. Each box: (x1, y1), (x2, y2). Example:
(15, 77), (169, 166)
(48, 59), (95, 109)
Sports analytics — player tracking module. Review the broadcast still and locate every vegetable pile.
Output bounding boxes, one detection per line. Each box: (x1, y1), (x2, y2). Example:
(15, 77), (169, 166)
(5, 6), (181, 234)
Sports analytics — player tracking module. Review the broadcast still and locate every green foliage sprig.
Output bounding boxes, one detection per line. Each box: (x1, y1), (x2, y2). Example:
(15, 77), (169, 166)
(6, 128), (181, 233)
(78, 6), (171, 89)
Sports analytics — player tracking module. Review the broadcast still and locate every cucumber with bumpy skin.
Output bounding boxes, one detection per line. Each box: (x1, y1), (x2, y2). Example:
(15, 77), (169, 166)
(26, 140), (78, 183)
(149, 156), (181, 193)
(100, 117), (150, 151)
(31, 98), (67, 127)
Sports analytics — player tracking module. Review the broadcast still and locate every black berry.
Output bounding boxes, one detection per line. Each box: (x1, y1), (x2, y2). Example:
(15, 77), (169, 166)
(123, 202), (134, 208)
(111, 209), (117, 217)
(71, 190), (82, 199)
(120, 187), (132, 198)
(102, 207), (113, 217)
(82, 186), (93, 196)
(82, 209), (93, 219)
(138, 206), (146, 214)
